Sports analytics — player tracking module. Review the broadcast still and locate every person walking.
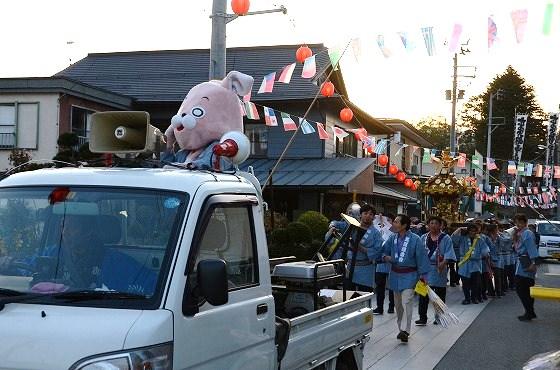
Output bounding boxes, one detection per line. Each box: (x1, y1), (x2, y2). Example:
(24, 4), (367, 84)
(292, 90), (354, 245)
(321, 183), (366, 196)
(346, 204), (383, 292)
(382, 214), (430, 343)
(453, 224), (489, 305)
(373, 213), (395, 315)
(512, 214), (539, 321)
(415, 216), (456, 326)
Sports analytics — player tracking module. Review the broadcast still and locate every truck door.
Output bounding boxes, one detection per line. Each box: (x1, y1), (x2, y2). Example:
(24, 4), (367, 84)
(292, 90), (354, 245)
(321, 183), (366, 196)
(174, 195), (275, 369)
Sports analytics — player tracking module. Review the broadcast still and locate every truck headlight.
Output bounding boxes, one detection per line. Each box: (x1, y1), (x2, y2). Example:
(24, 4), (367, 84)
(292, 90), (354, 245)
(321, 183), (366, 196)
(72, 342), (172, 370)
(539, 242), (546, 248)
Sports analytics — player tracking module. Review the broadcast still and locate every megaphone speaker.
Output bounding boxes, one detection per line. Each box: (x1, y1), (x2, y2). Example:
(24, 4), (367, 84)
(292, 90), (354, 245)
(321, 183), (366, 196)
(89, 111), (164, 154)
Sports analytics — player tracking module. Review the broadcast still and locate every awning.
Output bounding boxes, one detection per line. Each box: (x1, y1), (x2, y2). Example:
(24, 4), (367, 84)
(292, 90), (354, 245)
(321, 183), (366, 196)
(372, 184), (416, 201)
(242, 158), (375, 188)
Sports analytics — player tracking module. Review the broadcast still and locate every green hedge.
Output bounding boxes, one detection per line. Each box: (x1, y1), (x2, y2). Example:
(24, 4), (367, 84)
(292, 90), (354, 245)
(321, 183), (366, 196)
(297, 211), (329, 240)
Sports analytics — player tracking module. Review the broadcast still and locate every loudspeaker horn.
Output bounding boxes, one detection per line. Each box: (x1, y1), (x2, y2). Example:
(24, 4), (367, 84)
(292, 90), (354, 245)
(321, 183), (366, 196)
(89, 111), (164, 154)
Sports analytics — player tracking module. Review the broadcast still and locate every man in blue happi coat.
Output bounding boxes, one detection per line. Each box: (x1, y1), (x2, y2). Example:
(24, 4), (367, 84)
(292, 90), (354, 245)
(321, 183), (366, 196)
(346, 204), (384, 292)
(415, 216), (456, 326)
(372, 213), (395, 315)
(382, 214), (430, 343)
(452, 223), (489, 305)
(512, 214), (539, 321)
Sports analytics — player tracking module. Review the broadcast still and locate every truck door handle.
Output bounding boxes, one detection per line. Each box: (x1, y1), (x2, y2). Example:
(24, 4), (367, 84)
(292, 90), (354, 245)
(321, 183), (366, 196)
(256, 303), (268, 315)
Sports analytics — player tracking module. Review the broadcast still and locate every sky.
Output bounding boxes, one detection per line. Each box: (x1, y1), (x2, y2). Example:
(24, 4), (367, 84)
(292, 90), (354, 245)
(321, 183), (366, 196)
(1, 0), (559, 124)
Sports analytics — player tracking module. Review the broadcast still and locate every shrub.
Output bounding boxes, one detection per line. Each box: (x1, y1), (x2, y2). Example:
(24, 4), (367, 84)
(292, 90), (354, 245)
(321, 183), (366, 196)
(287, 222), (313, 245)
(297, 211), (329, 240)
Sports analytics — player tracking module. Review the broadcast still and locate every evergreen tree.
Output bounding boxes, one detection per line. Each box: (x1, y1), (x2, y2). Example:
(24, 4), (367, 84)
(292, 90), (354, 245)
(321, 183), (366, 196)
(415, 116), (450, 150)
(460, 66), (546, 163)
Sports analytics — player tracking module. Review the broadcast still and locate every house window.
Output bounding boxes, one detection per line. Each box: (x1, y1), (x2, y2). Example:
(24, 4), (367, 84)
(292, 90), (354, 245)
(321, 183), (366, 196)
(0, 104), (16, 149)
(245, 124), (267, 157)
(71, 106), (95, 146)
(336, 133), (357, 157)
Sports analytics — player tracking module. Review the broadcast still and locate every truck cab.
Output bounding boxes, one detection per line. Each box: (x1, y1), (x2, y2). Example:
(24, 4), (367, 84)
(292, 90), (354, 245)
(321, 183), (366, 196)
(0, 167), (373, 370)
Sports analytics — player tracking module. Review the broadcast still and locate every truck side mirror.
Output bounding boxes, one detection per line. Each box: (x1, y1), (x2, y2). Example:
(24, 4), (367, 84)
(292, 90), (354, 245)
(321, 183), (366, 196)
(197, 259), (228, 306)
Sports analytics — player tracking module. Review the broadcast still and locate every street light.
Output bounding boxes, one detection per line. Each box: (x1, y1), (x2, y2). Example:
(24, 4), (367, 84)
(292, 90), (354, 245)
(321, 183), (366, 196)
(210, 0), (287, 80)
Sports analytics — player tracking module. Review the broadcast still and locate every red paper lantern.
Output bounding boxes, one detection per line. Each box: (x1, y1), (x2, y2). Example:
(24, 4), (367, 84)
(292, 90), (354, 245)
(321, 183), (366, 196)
(320, 81), (335, 97)
(339, 108), (353, 123)
(404, 178), (413, 188)
(411, 183), (418, 191)
(396, 172), (406, 182)
(231, 0), (250, 15)
(377, 154), (389, 167)
(296, 45), (313, 63)
(388, 165), (398, 175)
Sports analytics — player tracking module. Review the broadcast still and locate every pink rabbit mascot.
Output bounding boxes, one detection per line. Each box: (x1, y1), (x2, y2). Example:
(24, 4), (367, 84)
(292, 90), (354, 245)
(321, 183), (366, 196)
(162, 71), (252, 170)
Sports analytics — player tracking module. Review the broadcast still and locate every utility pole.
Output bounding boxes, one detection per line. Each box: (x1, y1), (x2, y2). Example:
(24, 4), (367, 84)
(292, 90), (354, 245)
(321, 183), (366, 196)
(485, 92), (494, 190)
(447, 43), (474, 153)
(209, 0), (287, 80)
(450, 53), (458, 152)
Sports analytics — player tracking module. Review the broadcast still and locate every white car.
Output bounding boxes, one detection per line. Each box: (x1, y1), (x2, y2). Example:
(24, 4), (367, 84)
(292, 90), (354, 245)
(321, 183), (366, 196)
(536, 220), (560, 259)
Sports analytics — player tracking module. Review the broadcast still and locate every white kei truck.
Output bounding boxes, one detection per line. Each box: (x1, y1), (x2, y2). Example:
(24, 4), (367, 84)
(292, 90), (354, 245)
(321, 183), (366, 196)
(0, 124), (374, 370)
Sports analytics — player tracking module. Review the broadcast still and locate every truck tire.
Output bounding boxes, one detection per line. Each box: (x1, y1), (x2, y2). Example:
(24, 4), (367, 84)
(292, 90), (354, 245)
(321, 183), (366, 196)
(336, 349), (358, 370)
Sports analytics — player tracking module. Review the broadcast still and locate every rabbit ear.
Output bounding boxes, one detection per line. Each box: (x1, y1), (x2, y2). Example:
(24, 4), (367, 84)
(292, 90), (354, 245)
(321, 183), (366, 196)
(221, 71), (253, 96)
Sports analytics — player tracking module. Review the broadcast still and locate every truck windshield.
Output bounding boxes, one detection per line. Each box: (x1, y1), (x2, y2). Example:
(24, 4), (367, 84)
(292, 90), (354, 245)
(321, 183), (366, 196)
(537, 223), (560, 237)
(0, 186), (187, 309)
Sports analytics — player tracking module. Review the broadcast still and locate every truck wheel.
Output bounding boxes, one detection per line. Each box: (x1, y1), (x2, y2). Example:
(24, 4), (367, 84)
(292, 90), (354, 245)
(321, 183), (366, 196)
(336, 349), (357, 370)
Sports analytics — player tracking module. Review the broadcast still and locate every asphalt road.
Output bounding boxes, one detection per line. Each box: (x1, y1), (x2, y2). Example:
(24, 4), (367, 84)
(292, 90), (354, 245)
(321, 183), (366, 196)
(435, 261), (560, 370)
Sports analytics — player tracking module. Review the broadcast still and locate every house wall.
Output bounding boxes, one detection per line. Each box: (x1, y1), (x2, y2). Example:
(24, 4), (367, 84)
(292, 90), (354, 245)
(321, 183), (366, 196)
(58, 95), (117, 134)
(0, 93), (59, 170)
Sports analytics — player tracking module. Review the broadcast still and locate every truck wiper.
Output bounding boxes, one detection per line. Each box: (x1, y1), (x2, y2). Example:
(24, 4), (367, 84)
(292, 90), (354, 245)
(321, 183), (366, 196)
(51, 290), (147, 302)
(0, 288), (27, 297)
(0, 289), (146, 311)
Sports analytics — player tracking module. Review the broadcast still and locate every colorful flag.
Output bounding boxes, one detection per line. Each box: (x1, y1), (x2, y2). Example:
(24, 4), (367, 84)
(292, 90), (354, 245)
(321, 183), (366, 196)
(278, 63), (296, 84)
(377, 35), (392, 58)
(527, 186), (533, 194)
(486, 157), (498, 170)
(242, 90), (251, 102)
(362, 136), (374, 151)
(374, 139), (388, 154)
(421, 26), (436, 56)
(299, 118), (315, 134)
(328, 48), (341, 71)
(280, 112), (297, 131)
(351, 38), (362, 61)
(507, 161), (517, 174)
(511, 9), (529, 43)
(544, 165), (552, 178)
(257, 72), (276, 94)
(263, 106), (278, 126)
(519, 187), (525, 194)
(423, 148), (432, 163)
(239, 101), (246, 116)
(316, 122), (329, 140)
(457, 153), (466, 168)
(332, 126), (349, 141)
(243, 101), (259, 120)
(301, 55), (316, 79)
(543, 3), (554, 35)
(472, 154), (482, 168)
(525, 163), (534, 176)
(448, 24), (463, 53)
(348, 128), (368, 141)
(555, 166), (560, 179)
(535, 164), (543, 177)
(517, 162), (525, 173)
(488, 16), (498, 49)
(398, 31), (414, 51)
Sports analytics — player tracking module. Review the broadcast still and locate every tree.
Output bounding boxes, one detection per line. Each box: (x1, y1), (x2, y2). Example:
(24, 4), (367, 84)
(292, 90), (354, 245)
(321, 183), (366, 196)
(415, 116), (451, 150)
(460, 66), (546, 163)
